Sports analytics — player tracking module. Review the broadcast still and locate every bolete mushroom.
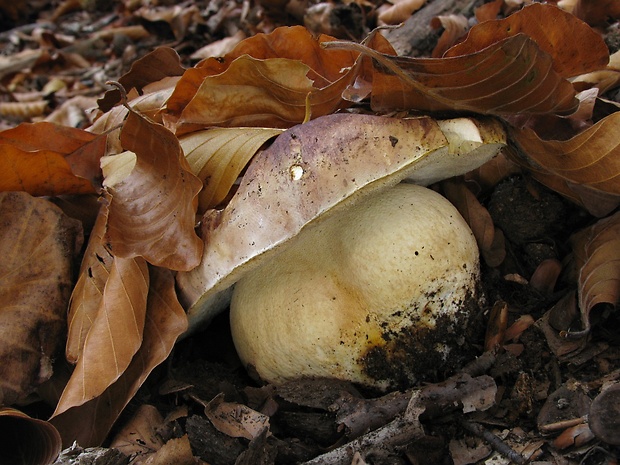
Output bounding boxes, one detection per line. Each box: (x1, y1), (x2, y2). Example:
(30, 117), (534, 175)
(176, 113), (507, 387)
(230, 183), (481, 389)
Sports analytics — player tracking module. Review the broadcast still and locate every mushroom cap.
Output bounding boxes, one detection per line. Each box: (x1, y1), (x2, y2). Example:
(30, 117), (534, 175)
(230, 183), (481, 390)
(177, 114), (506, 333)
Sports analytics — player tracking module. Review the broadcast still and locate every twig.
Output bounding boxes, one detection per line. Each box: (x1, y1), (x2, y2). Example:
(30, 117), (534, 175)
(459, 418), (526, 465)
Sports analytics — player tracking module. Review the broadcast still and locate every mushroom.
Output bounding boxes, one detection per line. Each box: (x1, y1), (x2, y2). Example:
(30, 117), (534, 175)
(230, 183), (481, 389)
(175, 113), (507, 386)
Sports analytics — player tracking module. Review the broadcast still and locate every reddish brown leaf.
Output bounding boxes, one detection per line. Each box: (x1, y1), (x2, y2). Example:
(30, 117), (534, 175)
(51, 267), (188, 447)
(56, 256), (149, 412)
(445, 3), (609, 77)
(571, 211), (620, 335)
(0, 408), (62, 465)
(573, 0), (620, 27)
(0, 192), (82, 406)
(98, 47), (185, 113)
(0, 122), (105, 196)
(164, 26), (359, 130)
(330, 34), (578, 115)
(510, 112), (620, 214)
(103, 109), (203, 271)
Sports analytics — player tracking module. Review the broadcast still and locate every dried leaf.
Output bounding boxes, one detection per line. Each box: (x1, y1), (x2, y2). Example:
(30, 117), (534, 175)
(510, 112), (620, 208)
(445, 3), (609, 77)
(52, 267), (188, 447)
(0, 408), (62, 465)
(66, 208), (113, 363)
(102, 109), (203, 271)
(329, 34), (578, 115)
(377, 0), (426, 25)
(165, 26), (359, 130)
(0, 192), (82, 405)
(56, 256), (149, 412)
(571, 211), (620, 335)
(98, 47), (185, 113)
(177, 114), (506, 329)
(0, 122), (105, 196)
(205, 394), (270, 440)
(180, 127), (284, 210)
(573, 0), (620, 27)
(430, 14), (469, 58)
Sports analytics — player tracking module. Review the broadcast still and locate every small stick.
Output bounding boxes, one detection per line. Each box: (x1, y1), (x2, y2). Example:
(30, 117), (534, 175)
(459, 418), (526, 465)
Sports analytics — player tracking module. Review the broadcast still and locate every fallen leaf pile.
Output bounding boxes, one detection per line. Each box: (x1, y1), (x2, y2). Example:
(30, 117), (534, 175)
(0, 0), (619, 464)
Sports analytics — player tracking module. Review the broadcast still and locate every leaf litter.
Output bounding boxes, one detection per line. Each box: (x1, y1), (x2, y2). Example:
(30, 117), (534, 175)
(0, 0), (618, 464)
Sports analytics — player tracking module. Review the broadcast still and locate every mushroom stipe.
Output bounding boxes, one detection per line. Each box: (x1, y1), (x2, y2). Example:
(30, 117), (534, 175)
(230, 183), (485, 390)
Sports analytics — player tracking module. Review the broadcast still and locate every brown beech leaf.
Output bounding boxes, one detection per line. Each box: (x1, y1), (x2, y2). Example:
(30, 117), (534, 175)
(572, 0), (620, 27)
(56, 256), (149, 413)
(445, 3), (609, 77)
(98, 47), (185, 113)
(102, 109), (203, 271)
(569, 211), (620, 336)
(66, 208), (113, 364)
(51, 267), (188, 447)
(441, 179), (505, 267)
(0, 122), (105, 196)
(180, 127), (284, 211)
(328, 33), (578, 115)
(205, 394), (270, 440)
(0, 192), (82, 406)
(510, 112), (620, 213)
(164, 26), (359, 130)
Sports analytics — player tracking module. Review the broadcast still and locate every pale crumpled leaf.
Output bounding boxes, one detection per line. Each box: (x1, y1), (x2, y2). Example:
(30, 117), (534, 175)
(177, 114), (506, 331)
(0, 192), (82, 406)
(180, 127), (284, 211)
(52, 267), (187, 447)
(102, 109), (203, 271)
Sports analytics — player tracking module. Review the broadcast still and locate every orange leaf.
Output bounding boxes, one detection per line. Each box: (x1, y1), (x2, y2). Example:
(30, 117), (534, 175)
(164, 26), (359, 129)
(102, 109), (203, 271)
(51, 267), (187, 447)
(0, 192), (82, 406)
(445, 3), (609, 77)
(56, 256), (149, 413)
(0, 122), (105, 196)
(571, 211), (620, 335)
(66, 207), (113, 363)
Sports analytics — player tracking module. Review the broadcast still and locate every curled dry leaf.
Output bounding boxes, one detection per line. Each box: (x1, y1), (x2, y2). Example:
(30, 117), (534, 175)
(377, 0), (426, 26)
(329, 33), (578, 115)
(180, 127), (284, 211)
(430, 14), (469, 58)
(98, 47), (185, 113)
(177, 113), (506, 330)
(52, 267), (188, 447)
(0, 122), (105, 196)
(0, 192), (82, 406)
(445, 3), (609, 78)
(0, 407), (62, 465)
(102, 109), (203, 271)
(57, 256), (149, 412)
(66, 208), (112, 363)
(164, 26), (359, 131)
(510, 112), (620, 215)
(570, 211), (620, 336)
